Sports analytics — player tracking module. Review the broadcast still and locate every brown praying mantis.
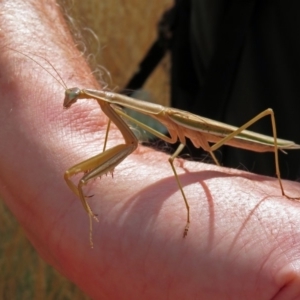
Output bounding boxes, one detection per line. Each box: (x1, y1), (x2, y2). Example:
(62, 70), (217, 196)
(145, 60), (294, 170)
(63, 88), (300, 246)
(7, 47), (300, 247)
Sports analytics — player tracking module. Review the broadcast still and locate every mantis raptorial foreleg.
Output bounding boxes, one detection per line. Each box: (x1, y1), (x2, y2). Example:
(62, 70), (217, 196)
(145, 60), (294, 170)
(64, 92), (138, 247)
(64, 143), (137, 247)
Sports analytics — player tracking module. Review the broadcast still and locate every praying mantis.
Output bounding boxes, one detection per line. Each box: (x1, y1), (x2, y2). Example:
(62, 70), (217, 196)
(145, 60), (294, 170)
(7, 47), (300, 246)
(63, 87), (300, 246)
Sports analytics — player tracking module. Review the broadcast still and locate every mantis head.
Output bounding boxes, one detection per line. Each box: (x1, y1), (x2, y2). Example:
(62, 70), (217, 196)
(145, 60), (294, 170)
(63, 87), (82, 108)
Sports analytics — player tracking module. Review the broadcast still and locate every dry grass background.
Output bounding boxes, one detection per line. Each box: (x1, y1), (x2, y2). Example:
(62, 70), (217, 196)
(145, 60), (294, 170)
(68, 0), (172, 106)
(0, 0), (173, 298)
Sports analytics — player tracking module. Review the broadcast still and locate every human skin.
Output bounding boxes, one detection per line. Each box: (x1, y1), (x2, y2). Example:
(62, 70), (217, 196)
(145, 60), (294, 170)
(1, 1), (300, 299)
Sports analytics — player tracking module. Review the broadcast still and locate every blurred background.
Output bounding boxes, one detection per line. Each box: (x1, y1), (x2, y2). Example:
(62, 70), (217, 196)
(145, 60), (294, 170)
(0, 0), (173, 298)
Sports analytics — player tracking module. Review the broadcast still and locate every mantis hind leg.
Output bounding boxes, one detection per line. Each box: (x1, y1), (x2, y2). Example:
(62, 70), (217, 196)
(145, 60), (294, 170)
(209, 109), (299, 199)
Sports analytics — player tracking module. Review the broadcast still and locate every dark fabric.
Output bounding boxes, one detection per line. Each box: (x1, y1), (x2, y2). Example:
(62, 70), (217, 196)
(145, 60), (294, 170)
(170, 0), (300, 180)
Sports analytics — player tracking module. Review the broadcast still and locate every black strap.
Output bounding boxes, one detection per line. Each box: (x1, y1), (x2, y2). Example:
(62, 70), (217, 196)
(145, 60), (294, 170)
(123, 0), (184, 94)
